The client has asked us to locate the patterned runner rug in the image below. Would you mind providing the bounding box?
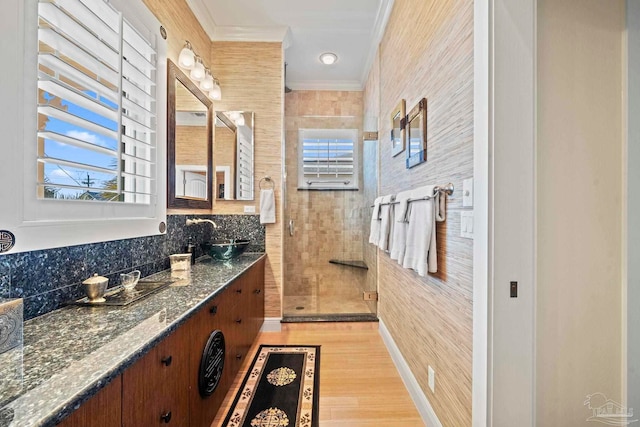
[222,345,320,427]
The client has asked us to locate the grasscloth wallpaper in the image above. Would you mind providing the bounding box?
[365,0,474,425]
[144,1,284,318]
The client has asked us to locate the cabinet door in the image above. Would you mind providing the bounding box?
[57,376,122,427]
[248,258,265,338]
[122,326,190,427]
[188,291,233,427]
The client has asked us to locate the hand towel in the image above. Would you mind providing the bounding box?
[389,190,413,263]
[402,185,446,276]
[260,189,276,224]
[368,196,383,245]
[378,194,395,251]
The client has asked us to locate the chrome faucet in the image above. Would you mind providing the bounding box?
[185,218,218,229]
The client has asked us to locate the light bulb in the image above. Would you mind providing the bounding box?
[190,57,205,81]
[178,42,195,69]
[209,81,222,100]
[200,70,214,91]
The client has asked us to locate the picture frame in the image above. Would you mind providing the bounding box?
[406,98,427,169]
[390,99,406,157]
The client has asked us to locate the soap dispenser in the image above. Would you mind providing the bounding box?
[185,237,196,265]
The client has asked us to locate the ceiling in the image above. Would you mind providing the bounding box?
[186,0,394,90]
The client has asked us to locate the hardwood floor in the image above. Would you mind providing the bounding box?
[212,322,424,427]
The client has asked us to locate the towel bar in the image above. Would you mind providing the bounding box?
[370,183,454,207]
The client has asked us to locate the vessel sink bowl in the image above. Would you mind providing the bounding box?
[202,239,250,261]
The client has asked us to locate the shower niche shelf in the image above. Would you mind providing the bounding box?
[328,259,368,270]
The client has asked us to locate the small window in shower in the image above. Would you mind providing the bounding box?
[297,128,359,190]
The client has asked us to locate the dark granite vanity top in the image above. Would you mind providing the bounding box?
[0,253,266,427]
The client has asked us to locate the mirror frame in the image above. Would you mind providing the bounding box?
[406,98,427,169]
[167,60,213,209]
[390,99,406,157]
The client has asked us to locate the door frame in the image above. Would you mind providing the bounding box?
[473,0,537,425]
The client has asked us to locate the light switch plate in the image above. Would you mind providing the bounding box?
[461,211,474,239]
[463,178,473,207]
[244,206,256,213]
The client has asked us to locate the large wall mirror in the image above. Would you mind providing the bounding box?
[167,60,213,209]
[214,111,255,201]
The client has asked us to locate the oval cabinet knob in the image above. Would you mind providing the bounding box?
[160,411,172,423]
[236,289,242,294]
[209,305,218,315]
[254,289,261,294]
[161,356,173,366]
[235,318,242,324]
[236,353,242,360]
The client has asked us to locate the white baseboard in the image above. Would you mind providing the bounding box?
[260,317,282,332]
[379,319,443,427]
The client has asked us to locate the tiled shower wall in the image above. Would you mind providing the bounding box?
[283,90,376,313]
[0,214,264,320]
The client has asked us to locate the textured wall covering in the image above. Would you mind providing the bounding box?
[143,0,284,318]
[209,41,284,318]
[364,0,474,425]
[143,0,211,67]
[283,91,375,315]
[0,215,265,320]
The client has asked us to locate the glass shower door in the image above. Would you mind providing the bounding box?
[281,129,378,320]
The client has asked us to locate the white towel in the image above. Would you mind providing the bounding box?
[402,185,446,276]
[389,190,413,263]
[378,194,395,251]
[368,196,383,244]
[260,189,276,224]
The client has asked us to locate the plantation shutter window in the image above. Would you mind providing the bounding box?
[37,0,158,203]
[298,128,359,190]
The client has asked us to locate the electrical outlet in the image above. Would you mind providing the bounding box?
[428,365,435,393]
[244,205,256,213]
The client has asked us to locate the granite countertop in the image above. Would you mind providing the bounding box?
[0,253,266,427]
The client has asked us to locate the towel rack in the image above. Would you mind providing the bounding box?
[259,176,274,190]
[371,183,454,207]
[306,179,351,185]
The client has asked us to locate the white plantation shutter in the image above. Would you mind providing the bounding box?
[236,123,254,200]
[298,129,359,190]
[37,0,158,203]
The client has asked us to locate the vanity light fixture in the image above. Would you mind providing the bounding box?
[178,40,222,100]
[200,69,214,91]
[319,52,338,65]
[209,79,222,101]
[190,56,205,81]
[178,41,195,69]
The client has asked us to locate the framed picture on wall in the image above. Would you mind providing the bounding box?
[390,99,406,157]
[406,98,427,169]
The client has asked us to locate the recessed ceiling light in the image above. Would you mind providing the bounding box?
[319,52,338,65]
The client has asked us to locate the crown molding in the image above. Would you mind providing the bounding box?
[186,0,217,40]
[287,80,364,91]
[213,25,290,43]
[359,0,395,85]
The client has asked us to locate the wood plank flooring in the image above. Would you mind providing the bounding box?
[212,322,424,427]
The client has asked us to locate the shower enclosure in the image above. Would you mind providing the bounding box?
[282,91,377,320]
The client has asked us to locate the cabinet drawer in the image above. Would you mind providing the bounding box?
[122,327,190,426]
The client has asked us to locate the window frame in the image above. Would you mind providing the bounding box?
[297,128,359,191]
[0,0,167,255]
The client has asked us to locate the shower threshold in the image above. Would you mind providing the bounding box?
[281,313,378,323]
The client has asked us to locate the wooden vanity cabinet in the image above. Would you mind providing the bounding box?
[57,376,122,427]
[56,258,265,427]
[122,325,191,426]
[187,288,233,427]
